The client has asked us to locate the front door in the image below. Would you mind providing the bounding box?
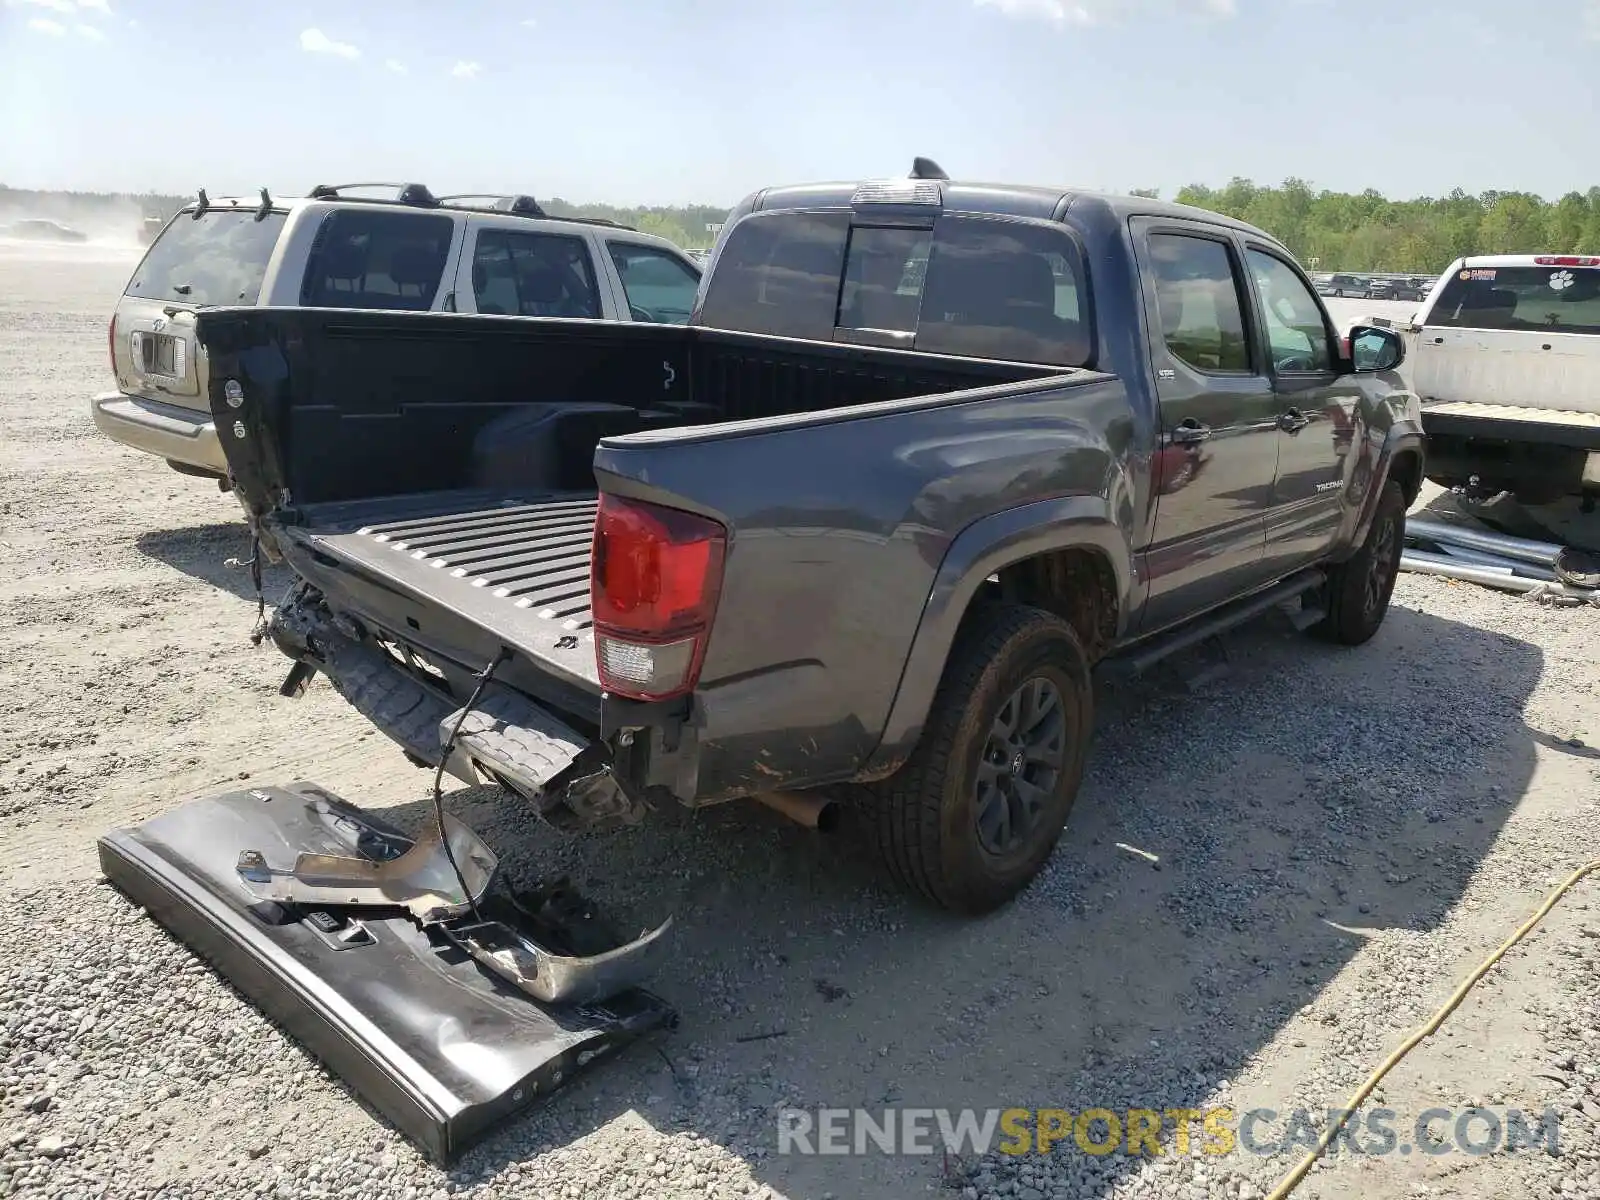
[1134,222,1282,633]
[1242,246,1353,575]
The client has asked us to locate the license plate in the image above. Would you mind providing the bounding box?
[132,331,185,378]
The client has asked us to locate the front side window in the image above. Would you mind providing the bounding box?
[1147,233,1252,373]
[300,209,455,311]
[607,243,700,325]
[1246,249,1333,372]
[126,209,287,306]
[1424,266,1600,335]
[471,230,601,318]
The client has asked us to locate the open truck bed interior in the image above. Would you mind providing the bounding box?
[206,308,1054,715]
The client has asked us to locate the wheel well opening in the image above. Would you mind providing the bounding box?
[993,548,1118,663]
[1390,449,1423,505]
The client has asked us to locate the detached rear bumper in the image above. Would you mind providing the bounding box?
[98,782,675,1163]
[90,391,228,476]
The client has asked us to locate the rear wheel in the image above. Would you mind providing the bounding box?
[850,604,1092,914]
[1313,479,1406,645]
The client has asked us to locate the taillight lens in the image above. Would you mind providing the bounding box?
[108,312,117,378]
[591,494,726,702]
[1534,256,1600,267]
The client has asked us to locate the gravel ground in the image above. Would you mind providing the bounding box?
[1,246,1598,1200]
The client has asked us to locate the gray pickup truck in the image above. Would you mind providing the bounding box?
[204,165,1423,914]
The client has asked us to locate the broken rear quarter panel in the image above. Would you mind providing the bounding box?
[593,376,1141,802]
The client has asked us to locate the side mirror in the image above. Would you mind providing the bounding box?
[1349,324,1405,373]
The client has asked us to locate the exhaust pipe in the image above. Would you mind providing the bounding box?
[754,790,841,833]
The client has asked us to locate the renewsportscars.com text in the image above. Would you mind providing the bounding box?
[776,1106,1562,1158]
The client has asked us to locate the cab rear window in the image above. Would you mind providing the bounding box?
[698,210,1092,366]
[1424,266,1600,336]
[301,209,455,311]
[126,209,287,306]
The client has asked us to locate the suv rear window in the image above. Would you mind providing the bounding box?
[699,210,1092,365]
[301,209,455,311]
[1424,265,1600,336]
[125,209,287,306]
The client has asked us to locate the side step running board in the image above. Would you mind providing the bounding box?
[1102,569,1326,678]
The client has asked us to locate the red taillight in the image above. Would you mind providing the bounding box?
[590,494,726,702]
[108,312,117,378]
[1534,256,1600,267]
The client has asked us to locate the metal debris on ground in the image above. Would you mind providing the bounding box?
[1401,517,1600,606]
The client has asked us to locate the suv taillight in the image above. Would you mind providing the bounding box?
[1534,256,1600,267]
[108,312,117,378]
[591,494,727,702]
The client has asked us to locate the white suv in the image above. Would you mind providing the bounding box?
[93,183,704,482]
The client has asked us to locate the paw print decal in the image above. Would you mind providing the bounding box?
[1550,269,1575,291]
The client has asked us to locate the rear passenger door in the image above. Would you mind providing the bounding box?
[1131,220,1281,633]
[456,219,611,319]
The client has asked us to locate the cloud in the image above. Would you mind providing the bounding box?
[5,0,110,12]
[450,59,482,79]
[73,20,102,37]
[384,58,407,73]
[520,17,536,26]
[973,0,1234,24]
[299,27,360,59]
[26,15,66,33]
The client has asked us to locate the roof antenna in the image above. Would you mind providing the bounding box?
[909,157,948,181]
[192,188,210,219]
[254,187,272,221]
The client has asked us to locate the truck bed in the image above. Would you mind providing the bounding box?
[287,492,603,689]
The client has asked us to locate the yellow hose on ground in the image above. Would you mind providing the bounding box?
[1265,857,1600,1200]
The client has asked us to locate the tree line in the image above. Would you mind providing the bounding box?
[1156,179,1600,274]
[8,180,1599,272]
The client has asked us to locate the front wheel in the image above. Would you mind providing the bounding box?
[1312,479,1406,645]
[848,604,1092,914]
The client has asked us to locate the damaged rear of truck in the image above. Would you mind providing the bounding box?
[208,174,1416,914]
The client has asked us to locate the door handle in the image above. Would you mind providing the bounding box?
[1170,420,1211,445]
[1278,409,1310,433]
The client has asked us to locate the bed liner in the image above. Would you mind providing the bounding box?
[284,490,601,689]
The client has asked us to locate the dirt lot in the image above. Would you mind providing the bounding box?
[2,246,1598,1200]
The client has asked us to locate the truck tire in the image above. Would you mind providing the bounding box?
[850,604,1091,914]
[1313,479,1406,645]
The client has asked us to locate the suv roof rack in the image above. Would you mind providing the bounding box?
[301,182,637,230]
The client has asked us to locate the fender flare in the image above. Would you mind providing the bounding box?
[1337,422,1425,557]
[860,494,1134,777]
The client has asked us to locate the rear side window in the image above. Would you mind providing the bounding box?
[915,217,1090,366]
[472,230,601,318]
[301,209,454,311]
[1424,266,1600,336]
[125,209,287,306]
[1147,233,1252,373]
[697,211,851,339]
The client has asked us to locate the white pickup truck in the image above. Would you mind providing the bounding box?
[1412,254,1600,510]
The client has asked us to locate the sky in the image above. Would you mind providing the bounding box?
[1,0,1597,208]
